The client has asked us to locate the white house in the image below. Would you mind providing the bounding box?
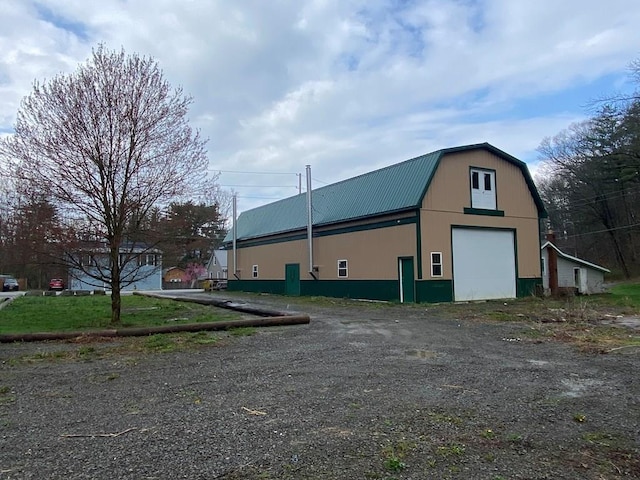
[205,249,228,280]
[541,241,610,295]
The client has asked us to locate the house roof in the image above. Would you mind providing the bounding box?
[225,143,546,242]
[207,249,228,269]
[541,241,610,273]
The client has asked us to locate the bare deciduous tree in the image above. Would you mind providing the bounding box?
[0,45,213,324]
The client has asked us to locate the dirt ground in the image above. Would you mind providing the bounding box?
[0,292,639,479]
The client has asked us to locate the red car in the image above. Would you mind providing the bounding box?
[49,278,65,291]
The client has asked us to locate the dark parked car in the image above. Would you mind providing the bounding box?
[49,278,65,291]
[2,277,19,292]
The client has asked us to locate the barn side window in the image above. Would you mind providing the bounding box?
[252,265,259,278]
[337,259,348,278]
[431,252,443,277]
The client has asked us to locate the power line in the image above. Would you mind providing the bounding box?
[210,169,297,175]
[236,195,287,199]
[565,221,640,239]
[218,184,298,188]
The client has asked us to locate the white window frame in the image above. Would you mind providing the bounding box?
[337,259,348,278]
[430,252,443,277]
[470,168,496,210]
[252,265,259,278]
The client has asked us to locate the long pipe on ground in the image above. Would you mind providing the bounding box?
[0,315,310,343]
[0,292,311,343]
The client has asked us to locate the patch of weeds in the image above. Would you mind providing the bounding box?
[573,413,586,423]
[484,453,496,462]
[481,428,496,439]
[487,311,515,321]
[506,433,523,443]
[106,372,120,381]
[228,327,257,337]
[143,334,177,353]
[436,443,466,457]
[426,459,437,468]
[349,402,362,409]
[29,350,71,362]
[427,411,463,426]
[381,440,415,473]
[77,346,96,358]
[186,331,220,345]
[383,456,406,473]
[179,388,203,405]
[0,386,15,406]
[582,431,631,449]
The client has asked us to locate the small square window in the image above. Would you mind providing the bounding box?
[252,265,259,278]
[431,252,443,277]
[337,259,348,278]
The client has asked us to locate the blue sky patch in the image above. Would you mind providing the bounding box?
[35,3,89,41]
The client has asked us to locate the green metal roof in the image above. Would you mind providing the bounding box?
[224,143,546,242]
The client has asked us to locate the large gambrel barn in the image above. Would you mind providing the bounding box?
[223,143,547,303]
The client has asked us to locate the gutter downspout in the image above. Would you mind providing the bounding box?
[233,194,239,280]
[306,165,317,280]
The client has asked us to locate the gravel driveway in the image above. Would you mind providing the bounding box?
[1,292,638,479]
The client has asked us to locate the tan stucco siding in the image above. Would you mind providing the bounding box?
[234,222,416,280]
[423,150,538,218]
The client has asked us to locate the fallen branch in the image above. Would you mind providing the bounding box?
[606,345,640,353]
[61,427,137,438]
[242,406,267,416]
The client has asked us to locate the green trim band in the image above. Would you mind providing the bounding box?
[517,278,542,297]
[416,279,453,303]
[232,215,418,249]
[463,207,505,217]
[228,277,540,303]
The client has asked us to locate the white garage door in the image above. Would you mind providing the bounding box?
[452,228,516,301]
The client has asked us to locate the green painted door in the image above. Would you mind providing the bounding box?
[399,257,415,303]
[285,263,300,296]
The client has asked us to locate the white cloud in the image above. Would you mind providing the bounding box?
[1,0,639,211]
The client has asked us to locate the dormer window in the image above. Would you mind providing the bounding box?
[470,168,496,210]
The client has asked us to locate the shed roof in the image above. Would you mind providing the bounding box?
[541,241,610,273]
[225,143,546,242]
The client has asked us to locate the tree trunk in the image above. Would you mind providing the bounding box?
[110,245,122,325]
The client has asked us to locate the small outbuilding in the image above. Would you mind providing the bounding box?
[541,241,610,295]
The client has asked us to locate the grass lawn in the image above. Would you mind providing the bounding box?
[0,294,244,334]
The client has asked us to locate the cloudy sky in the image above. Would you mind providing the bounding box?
[1,1,639,213]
